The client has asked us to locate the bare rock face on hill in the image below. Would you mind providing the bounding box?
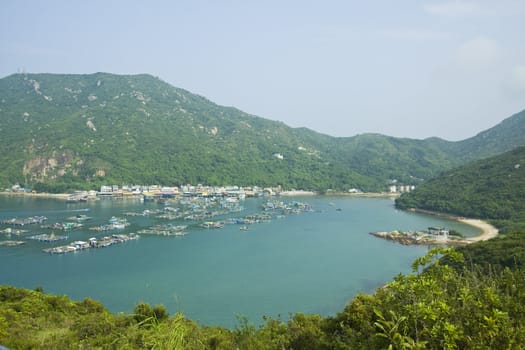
[23,152,78,183]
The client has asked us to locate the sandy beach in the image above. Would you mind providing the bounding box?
[459,218,499,242]
[370,217,500,246]
[407,208,499,242]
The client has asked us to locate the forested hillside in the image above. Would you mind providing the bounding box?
[453,109,525,162]
[1,73,524,192]
[396,145,525,232]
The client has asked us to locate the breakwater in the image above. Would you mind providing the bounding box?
[369,230,469,245]
[43,234,138,254]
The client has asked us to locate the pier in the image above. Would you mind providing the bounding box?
[0,216,47,226]
[0,240,25,247]
[137,224,188,236]
[43,234,138,254]
[28,233,69,243]
[369,228,468,246]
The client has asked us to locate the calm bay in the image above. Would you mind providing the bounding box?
[0,195,479,327]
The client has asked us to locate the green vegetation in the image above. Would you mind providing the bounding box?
[3,72,525,348]
[1,73,524,192]
[443,231,525,270]
[2,247,525,349]
[396,146,525,233]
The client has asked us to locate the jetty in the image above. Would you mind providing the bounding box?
[0,216,47,226]
[28,233,68,243]
[200,221,224,229]
[0,228,28,235]
[124,207,185,220]
[370,227,468,246]
[0,240,25,247]
[137,224,188,236]
[41,222,83,231]
[124,208,165,217]
[66,214,92,222]
[43,233,138,254]
[89,217,130,231]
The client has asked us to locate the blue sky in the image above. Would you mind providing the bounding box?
[1,0,524,140]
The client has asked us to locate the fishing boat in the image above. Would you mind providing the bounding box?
[200,221,224,229]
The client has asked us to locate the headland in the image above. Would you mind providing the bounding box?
[371,208,499,245]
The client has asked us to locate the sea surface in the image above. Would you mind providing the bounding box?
[0,195,479,327]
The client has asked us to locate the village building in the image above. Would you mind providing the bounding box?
[428,227,449,240]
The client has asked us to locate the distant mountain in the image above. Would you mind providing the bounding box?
[0,73,524,192]
[452,110,525,162]
[396,145,525,232]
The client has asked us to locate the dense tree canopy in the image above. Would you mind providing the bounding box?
[396,146,525,233]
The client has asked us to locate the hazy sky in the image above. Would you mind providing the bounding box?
[1,1,525,140]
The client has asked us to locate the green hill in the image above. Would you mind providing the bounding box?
[396,145,525,232]
[454,110,525,162]
[0,73,524,192]
[0,73,356,191]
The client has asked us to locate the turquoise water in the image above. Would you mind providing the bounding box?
[0,195,479,327]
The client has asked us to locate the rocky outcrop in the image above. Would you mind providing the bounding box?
[370,230,468,246]
[23,151,77,182]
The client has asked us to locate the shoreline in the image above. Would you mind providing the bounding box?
[279,191,399,198]
[0,191,498,242]
[370,215,500,246]
[326,192,400,198]
[458,218,499,242]
[0,190,401,199]
[0,191,70,199]
[407,208,499,242]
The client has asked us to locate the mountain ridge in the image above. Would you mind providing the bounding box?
[0,72,524,192]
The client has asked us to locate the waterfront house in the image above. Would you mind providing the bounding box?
[428,227,449,240]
